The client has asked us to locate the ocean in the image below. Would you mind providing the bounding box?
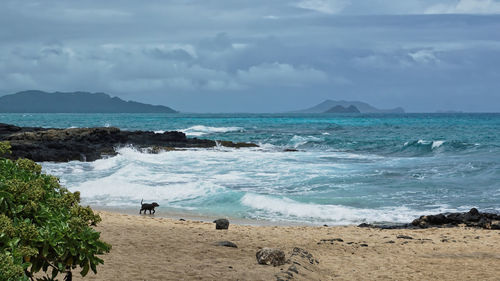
[1,113,499,225]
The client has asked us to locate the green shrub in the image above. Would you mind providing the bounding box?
[0,141,111,281]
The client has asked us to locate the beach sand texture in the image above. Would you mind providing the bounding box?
[69,211,500,281]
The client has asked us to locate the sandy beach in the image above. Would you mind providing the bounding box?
[66,211,500,281]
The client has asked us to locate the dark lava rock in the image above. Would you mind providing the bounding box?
[215,241,238,248]
[358,208,500,230]
[287,264,299,274]
[397,235,414,240]
[289,247,319,265]
[318,238,343,244]
[411,208,500,230]
[275,247,319,280]
[0,123,258,162]
[284,148,299,152]
[256,248,286,266]
[217,140,258,148]
[360,243,368,247]
[213,218,229,230]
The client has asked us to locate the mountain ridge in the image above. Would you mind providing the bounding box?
[324,105,361,113]
[0,90,177,113]
[292,100,404,114]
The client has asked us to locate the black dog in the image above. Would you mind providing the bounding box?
[140,199,159,214]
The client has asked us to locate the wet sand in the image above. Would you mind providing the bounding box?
[70,211,500,281]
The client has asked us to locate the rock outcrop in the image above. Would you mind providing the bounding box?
[256,248,286,266]
[0,123,258,162]
[358,208,500,230]
[411,208,500,229]
[275,248,320,281]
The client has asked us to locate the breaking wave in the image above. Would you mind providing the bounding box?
[180,125,244,136]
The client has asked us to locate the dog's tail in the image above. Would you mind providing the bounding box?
[141,198,143,205]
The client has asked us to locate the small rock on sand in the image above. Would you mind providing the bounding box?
[215,241,238,248]
[256,248,286,266]
[214,218,229,230]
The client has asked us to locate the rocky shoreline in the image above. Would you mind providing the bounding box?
[0,123,257,162]
[358,208,500,230]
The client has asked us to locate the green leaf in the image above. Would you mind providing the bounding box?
[51,267,59,279]
[90,260,97,274]
[43,243,49,257]
[80,261,89,277]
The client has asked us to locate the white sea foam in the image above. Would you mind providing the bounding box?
[240,193,417,224]
[405,139,446,150]
[40,146,475,225]
[431,140,445,149]
[180,125,244,136]
[42,147,370,204]
[289,135,323,148]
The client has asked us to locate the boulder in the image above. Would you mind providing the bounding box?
[256,248,286,266]
[213,218,229,230]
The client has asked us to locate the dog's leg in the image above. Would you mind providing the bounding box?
[139,209,142,214]
[152,209,155,214]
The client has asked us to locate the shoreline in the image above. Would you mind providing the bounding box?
[66,210,500,281]
[90,205,331,227]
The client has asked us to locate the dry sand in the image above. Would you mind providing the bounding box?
[68,211,500,281]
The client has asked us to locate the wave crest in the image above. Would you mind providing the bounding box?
[240,193,419,225]
[180,125,244,136]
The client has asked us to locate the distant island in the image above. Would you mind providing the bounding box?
[324,105,360,113]
[293,100,404,114]
[0,90,177,113]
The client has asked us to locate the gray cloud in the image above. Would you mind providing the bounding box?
[0,0,499,112]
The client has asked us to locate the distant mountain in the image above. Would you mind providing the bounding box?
[0,90,177,113]
[293,100,404,114]
[324,105,360,113]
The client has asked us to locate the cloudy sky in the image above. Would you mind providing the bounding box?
[1,0,499,112]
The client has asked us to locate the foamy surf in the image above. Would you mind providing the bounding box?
[23,112,497,225]
[240,193,419,224]
[39,143,499,225]
[180,125,244,136]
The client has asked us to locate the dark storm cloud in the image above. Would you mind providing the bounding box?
[0,0,499,112]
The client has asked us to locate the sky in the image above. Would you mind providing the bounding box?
[0,0,499,113]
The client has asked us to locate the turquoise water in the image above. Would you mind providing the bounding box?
[1,113,499,225]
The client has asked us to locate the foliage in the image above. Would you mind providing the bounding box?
[0,142,11,157]
[0,142,111,281]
